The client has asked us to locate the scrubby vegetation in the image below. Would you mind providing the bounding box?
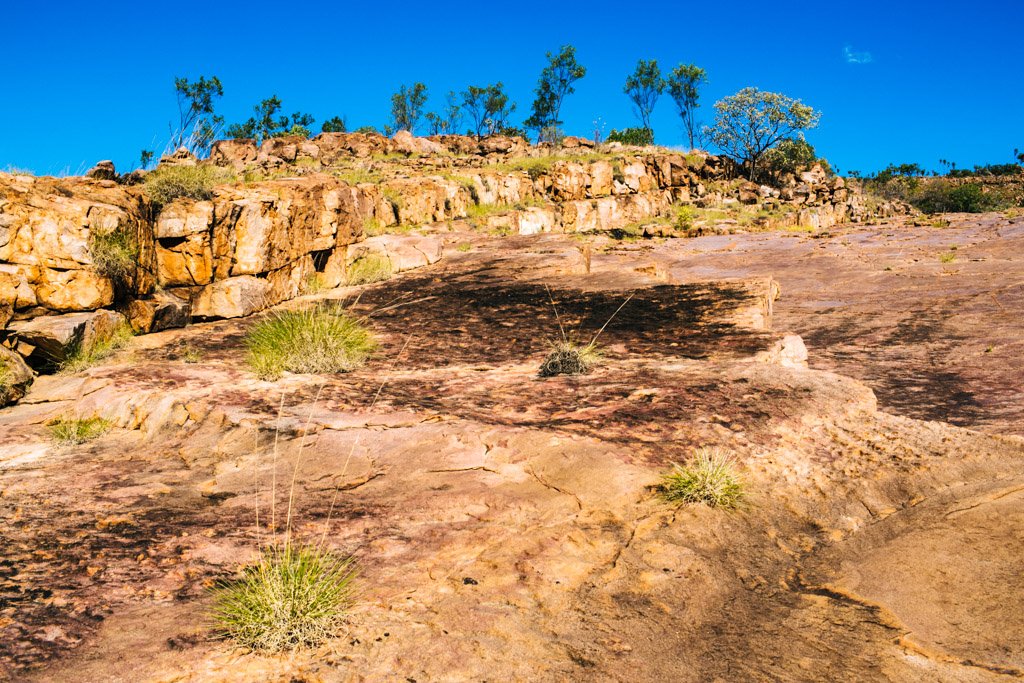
[538,341,600,376]
[89,226,139,283]
[660,448,746,509]
[606,127,655,146]
[144,164,222,205]
[346,253,393,285]
[60,324,134,374]
[48,415,112,445]
[244,304,377,380]
[864,165,1020,213]
[213,543,356,652]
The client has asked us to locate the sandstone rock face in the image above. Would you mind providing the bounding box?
[209,139,258,170]
[350,234,444,274]
[190,275,272,319]
[392,130,444,156]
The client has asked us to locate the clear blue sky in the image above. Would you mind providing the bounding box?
[4,0,1022,176]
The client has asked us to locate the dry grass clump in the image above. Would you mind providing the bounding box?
[60,323,134,374]
[346,254,392,286]
[145,164,224,205]
[659,447,746,509]
[213,543,356,652]
[538,341,601,377]
[48,415,112,445]
[245,304,377,380]
[89,227,139,282]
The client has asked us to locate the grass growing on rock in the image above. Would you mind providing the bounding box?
[48,415,112,445]
[60,323,134,374]
[659,447,746,509]
[346,253,392,285]
[144,164,225,205]
[213,543,357,652]
[89,227,139,282]
[245,304,377,380]
[538,341,601,377]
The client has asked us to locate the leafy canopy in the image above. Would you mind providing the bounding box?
[666,64,707,149]
[623,59,665,136]
[707,87,821,179]
[525,45,586,140]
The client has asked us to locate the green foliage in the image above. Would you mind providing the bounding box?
[606,127,654,146]
[354,125,379,134]
[623,59,664,134]
[666,63,708,149]
[89,226,139,283]
[172,75,224,157]
[939,251,956,263]
[60,323,134,374]
[244,304,377,380]
[761,137,825,183]
[537,125,565,146]
[525,44,586,137]
[947,163,1022,177]
[346,253,393,286]
[333,168,382,185]
[226,96,314,143]
[47,415,112,445]
[213,543,356,652]
[321,116,348,133]
[461,83,516,138]
[139,149,154,170]
[455,242,472,252]
[388,82,429,134]
[144,164,221,205]
[425,91,463,135]
[913,181,1003,213]
[659,447,746,509]
[708,88,821,180]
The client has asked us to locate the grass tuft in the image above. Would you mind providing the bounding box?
[48,415,112,445]
[245,304,377,380]
[659,447,746,509]
[145,164,226,205]
[538,341,601,377]
[939,251,956,263]
[346,253,392,286]
[60,323,134,374]
[213,543,356,652]
[89,227,139,282]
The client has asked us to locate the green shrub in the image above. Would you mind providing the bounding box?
[48,415,112,445]
[61,323,134,374]
[606,127,654,146]
[213,544,356,652]
[144,164,222,205]
[346,253,393,286]
[244,304,377,380]
[912,181,997,213]
[89,227,139,282]
[659,447,746,509]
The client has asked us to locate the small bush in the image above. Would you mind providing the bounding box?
[89,227,139,282]
[939,251,956,263]
[346,254,392,286]
[48,416,112,445]
[61,323,134,374]
[144,164,221,205]
[659,448,746,509]
[606,127,654,146]
[538,341,600,377]
[213,544,356,652]
[455,242,472,252]
[245,304,377,380]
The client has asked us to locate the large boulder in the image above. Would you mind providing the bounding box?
[85,160,117,180]
[8,309,127,369]
[0,344,33,407]
[127,294,191,334]
[210,139,258,170]
[392,130,444,156]
[191,275,273,319]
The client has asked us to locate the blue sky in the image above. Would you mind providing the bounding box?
[3,0,1022,176]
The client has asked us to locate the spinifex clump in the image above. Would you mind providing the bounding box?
[213,543,357,652]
